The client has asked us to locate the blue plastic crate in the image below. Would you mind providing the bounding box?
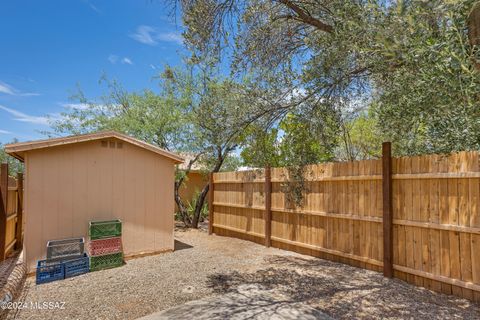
[64,253,89,278]
[36,260,64,285]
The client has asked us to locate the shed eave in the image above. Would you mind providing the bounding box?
[4,131,184,164]
[5,150,25,162]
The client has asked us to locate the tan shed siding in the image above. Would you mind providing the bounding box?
[24,138,175,272]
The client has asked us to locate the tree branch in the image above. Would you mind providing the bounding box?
[277,0,333,33]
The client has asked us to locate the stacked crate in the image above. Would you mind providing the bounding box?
[88,219,124,271]
[36,237,89,284]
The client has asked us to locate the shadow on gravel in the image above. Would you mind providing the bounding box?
[143,288,330,320]
[206,255,480,320]
[0,252,24,289]
[0,251,26,320]
[174,240,193,251]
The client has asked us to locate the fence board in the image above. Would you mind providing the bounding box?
[5,187,20,257]
[0,165,23,259]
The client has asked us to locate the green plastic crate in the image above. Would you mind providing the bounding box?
[90,252,123,271]
[89,219,122,240]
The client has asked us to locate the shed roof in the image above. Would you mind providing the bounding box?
[5,130,184,164]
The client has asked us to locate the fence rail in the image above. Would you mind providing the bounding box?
[209,147,480,302]
[0,163,23,261]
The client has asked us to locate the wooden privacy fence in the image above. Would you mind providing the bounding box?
[0,163,24,261]
[208,145,480,302]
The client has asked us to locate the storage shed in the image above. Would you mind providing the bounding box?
[5,131,183,273]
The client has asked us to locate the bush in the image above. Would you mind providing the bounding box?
[175,190,209,223]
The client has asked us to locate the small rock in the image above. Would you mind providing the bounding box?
[182,286,195,294]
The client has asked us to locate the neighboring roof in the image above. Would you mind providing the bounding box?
[177,152,207,172]
[176,152,253,172]
[5,130,184,164]
[237,166,254,171]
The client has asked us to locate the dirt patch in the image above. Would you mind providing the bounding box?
[11,228,480,319]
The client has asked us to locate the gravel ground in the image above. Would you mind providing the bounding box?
[10,226,480,320]
[0,251,26,320]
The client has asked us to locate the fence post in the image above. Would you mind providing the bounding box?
[15,172,23,250]
[382,142,394,278]
[0,163,8,261]
[264,166,272,247]
[208,172,214,235]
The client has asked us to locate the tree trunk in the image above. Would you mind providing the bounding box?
[191,184,209,228]
[174,180,191,226]
[190,150,226,228]
[174,152,204,227]
[469,2,480,70]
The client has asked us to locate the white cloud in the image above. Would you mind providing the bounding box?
[60,103,90,110]
[122,57,133,65]
[88,3,100,13]
[0,81,40,96]
[82,0,101,14]
[60,103,113,114]
[129,25,157,45]
[156,32,183,44]
[0,105,52,125]
[108,55,133,65]
[0,82,15,95]
[20,92,41,97]
[108,54,118,64]
[129,25,183,46]
[0,129,12,134]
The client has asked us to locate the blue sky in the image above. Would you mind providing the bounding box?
[0,0,187,143]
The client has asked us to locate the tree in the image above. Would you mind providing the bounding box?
[373,1,480,155]
[50,77,202,225]
[51,65,263,228]
[241,108,338,168]
[176,0,480,156]
[336,110,383,161]
[239,99,340,207]
[468,1,480,70]
[163,65,268,226]
[0,141,24,176]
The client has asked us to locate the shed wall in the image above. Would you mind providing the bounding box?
[24,138,175,272]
